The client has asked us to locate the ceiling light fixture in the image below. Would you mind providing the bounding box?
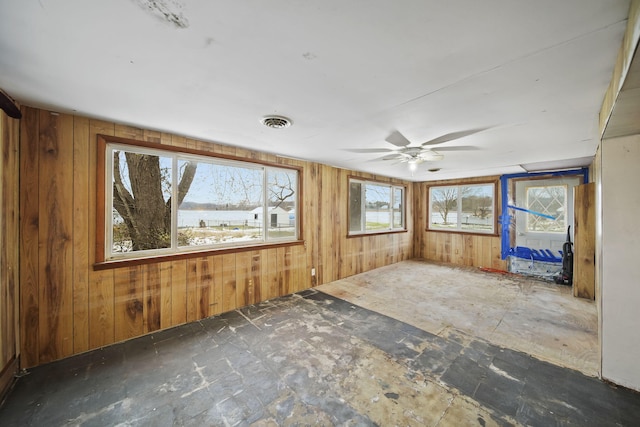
[408,159,419,171]
[260,115,292,129]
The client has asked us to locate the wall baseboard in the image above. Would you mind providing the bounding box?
[0,357,19,405]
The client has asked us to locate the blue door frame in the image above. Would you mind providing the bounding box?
[499,168,589,260]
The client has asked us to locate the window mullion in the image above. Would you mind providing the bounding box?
[361,184,366,233]
[262,167,268,241]
[105,146,114,257]
[388,187,393,230]
[101,137,300,262]
[171,156,178,249]
[456,188,463,230]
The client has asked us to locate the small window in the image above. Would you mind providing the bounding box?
[526,185,567,233]
[101,137,300,262]
[349,178,405,235]
[428,182,495,233]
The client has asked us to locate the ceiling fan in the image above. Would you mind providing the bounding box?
[347,128,484,171]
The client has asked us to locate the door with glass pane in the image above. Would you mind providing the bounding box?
[514,176,581,253]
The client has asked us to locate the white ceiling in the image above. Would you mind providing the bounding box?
[0,0,630,181]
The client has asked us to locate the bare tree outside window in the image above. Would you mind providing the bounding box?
[267,169,297,239]
[429,183,495,233]
[431,186,458,225]
[112,150,196,252]
[177,162,264,246]
[268,169,296,210]
[105,141,299,259]
[205,163,262,209]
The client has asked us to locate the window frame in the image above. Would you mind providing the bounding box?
[524,184,568,234]
[95,134,303,269]
[427,180,498,235]
[347,177,407,236]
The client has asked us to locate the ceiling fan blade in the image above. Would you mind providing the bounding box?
[434,145,480,152]
[380,153,403,161]
[385,131,412,147]
[344,148,394,154]
[421,128,487,146]
[421,151,445,161]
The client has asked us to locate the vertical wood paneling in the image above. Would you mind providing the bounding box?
[18,107,416,367]
[0,108,20,395]
[197,257,212,319]
[235,251,251,307]
[19,107,40,368]
[0,114,6,369]
[72,116,90,354]
[38,111,74,363]
[143,129,161,144]
[144,263,161,333]
[114,123,143,140]
[276,247,286,296]
[491,238,503,270]
[329,168,342,282]
[159,262,173,329]
[283,246,292,295]
[264,249,278,300]
[251,251,262,303]
[88,119,115,350]
[186,259,198,322]
[421,230,504,270]
[482,237,493,268]
[114,266,143,342]
[212,256,223,315]
[291,246,304,293]
[88,269,115,350]
[574,183,595,300]
[222,254,237,312]
[305,163,320,287]
[170,260,187,325]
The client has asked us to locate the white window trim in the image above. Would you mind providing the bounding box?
[348,178,406,235]
[524,184,568,234]
[428,182,496,234]
[104,142,299,261]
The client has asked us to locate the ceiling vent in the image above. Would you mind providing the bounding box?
[260,115,292,129]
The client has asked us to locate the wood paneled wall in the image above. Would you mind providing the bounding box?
[18,106,413,368]
[413,177,507,270]
[574,183,596,300]
[0,109,20,396]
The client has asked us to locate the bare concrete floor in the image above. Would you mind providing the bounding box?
[319,259,599,377]
[2,261,637,426]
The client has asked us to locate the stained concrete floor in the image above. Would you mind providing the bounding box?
[1,262,639,426]
[318,260,599,377]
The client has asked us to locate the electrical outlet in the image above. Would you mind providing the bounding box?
[311,268,316,276]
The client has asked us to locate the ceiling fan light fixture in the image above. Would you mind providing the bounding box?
[260,115,292,129]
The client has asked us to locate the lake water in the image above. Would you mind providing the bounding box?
[178,210,260,227]
[177,209,393,228]
[430,212,492,226]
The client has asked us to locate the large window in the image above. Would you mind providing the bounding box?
[100,136,299,262]
[349,179,405,235]
[428,182,495,233]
